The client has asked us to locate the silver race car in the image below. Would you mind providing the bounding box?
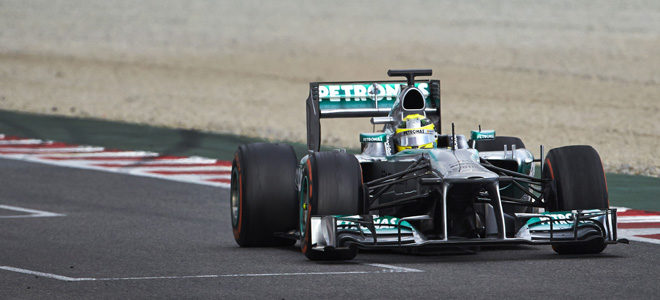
[230,69,628,260]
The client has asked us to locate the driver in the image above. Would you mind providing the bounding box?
[394,114,438,152]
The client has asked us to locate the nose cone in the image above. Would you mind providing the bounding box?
[429,149,498,181]
[443,166,499,181]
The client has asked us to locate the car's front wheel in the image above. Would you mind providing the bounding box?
[542,145,609,254]
[300,151,362,260]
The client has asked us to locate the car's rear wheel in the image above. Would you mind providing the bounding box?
[542,145,609,254]
[300,151,362,260]
[230,143,298,247]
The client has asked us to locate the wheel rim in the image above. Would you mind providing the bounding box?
[230,167,240,227]
[299,176,309,240]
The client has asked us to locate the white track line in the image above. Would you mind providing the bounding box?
[365,263,424,273]
[97,271,379,281]
[0,266,91,281]
[0,205,65,218]
[0,263,423,282]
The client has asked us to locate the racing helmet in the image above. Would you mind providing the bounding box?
[394,114,437,152]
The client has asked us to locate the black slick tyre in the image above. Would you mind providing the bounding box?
[299,151,362,261]
[230,143,298,247]
[542,145,609,254]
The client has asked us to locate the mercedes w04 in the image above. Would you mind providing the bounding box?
[229,69,628,260]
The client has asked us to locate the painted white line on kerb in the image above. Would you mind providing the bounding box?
[2,155,230,188]
[92,157,220,165]
[39,151,158,158]
[619,235,660,245]
[0,139,49,145]
[0,263,423,282]
[617,229,660,245]
[145,174,230,181]
[618,216,660,223]
[611,206,630,212]
[0,134,232,188]
[0,205,65,218]
[0,147,105,153]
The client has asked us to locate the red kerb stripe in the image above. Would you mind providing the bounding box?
[618,222,660,229]
[0,150,106,155]
[617,209,660,217]
[206,178,230,184]
[0,142,72,148]
[148,170,230,175]
[0,136,27,141]
[635,233,660,240]
[40,155,186,161]
[93,161,231,168]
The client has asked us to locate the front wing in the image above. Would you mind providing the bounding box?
[308,209,628,251]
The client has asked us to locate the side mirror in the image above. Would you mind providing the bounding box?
[470,130,496,141]
[371,116,395,125]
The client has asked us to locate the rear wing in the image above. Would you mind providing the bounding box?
[306,80,440,151]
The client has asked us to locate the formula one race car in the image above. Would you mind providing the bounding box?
[229,69,628,260]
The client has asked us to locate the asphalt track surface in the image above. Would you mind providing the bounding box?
[1,158,658,299]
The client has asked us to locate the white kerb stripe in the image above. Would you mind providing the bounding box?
[0,139,48,145]
[618,216,660,223]
[15,158,219,166]
[137,174,230,180]
[0,147,105,153]
[40,151,158,158]
[617,229,660,245]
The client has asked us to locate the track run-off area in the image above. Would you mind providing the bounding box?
[0,133,659,298]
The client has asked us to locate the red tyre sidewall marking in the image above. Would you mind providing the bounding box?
[601,159,609,206]
[545,158,555,180]
[232,154,243,240]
